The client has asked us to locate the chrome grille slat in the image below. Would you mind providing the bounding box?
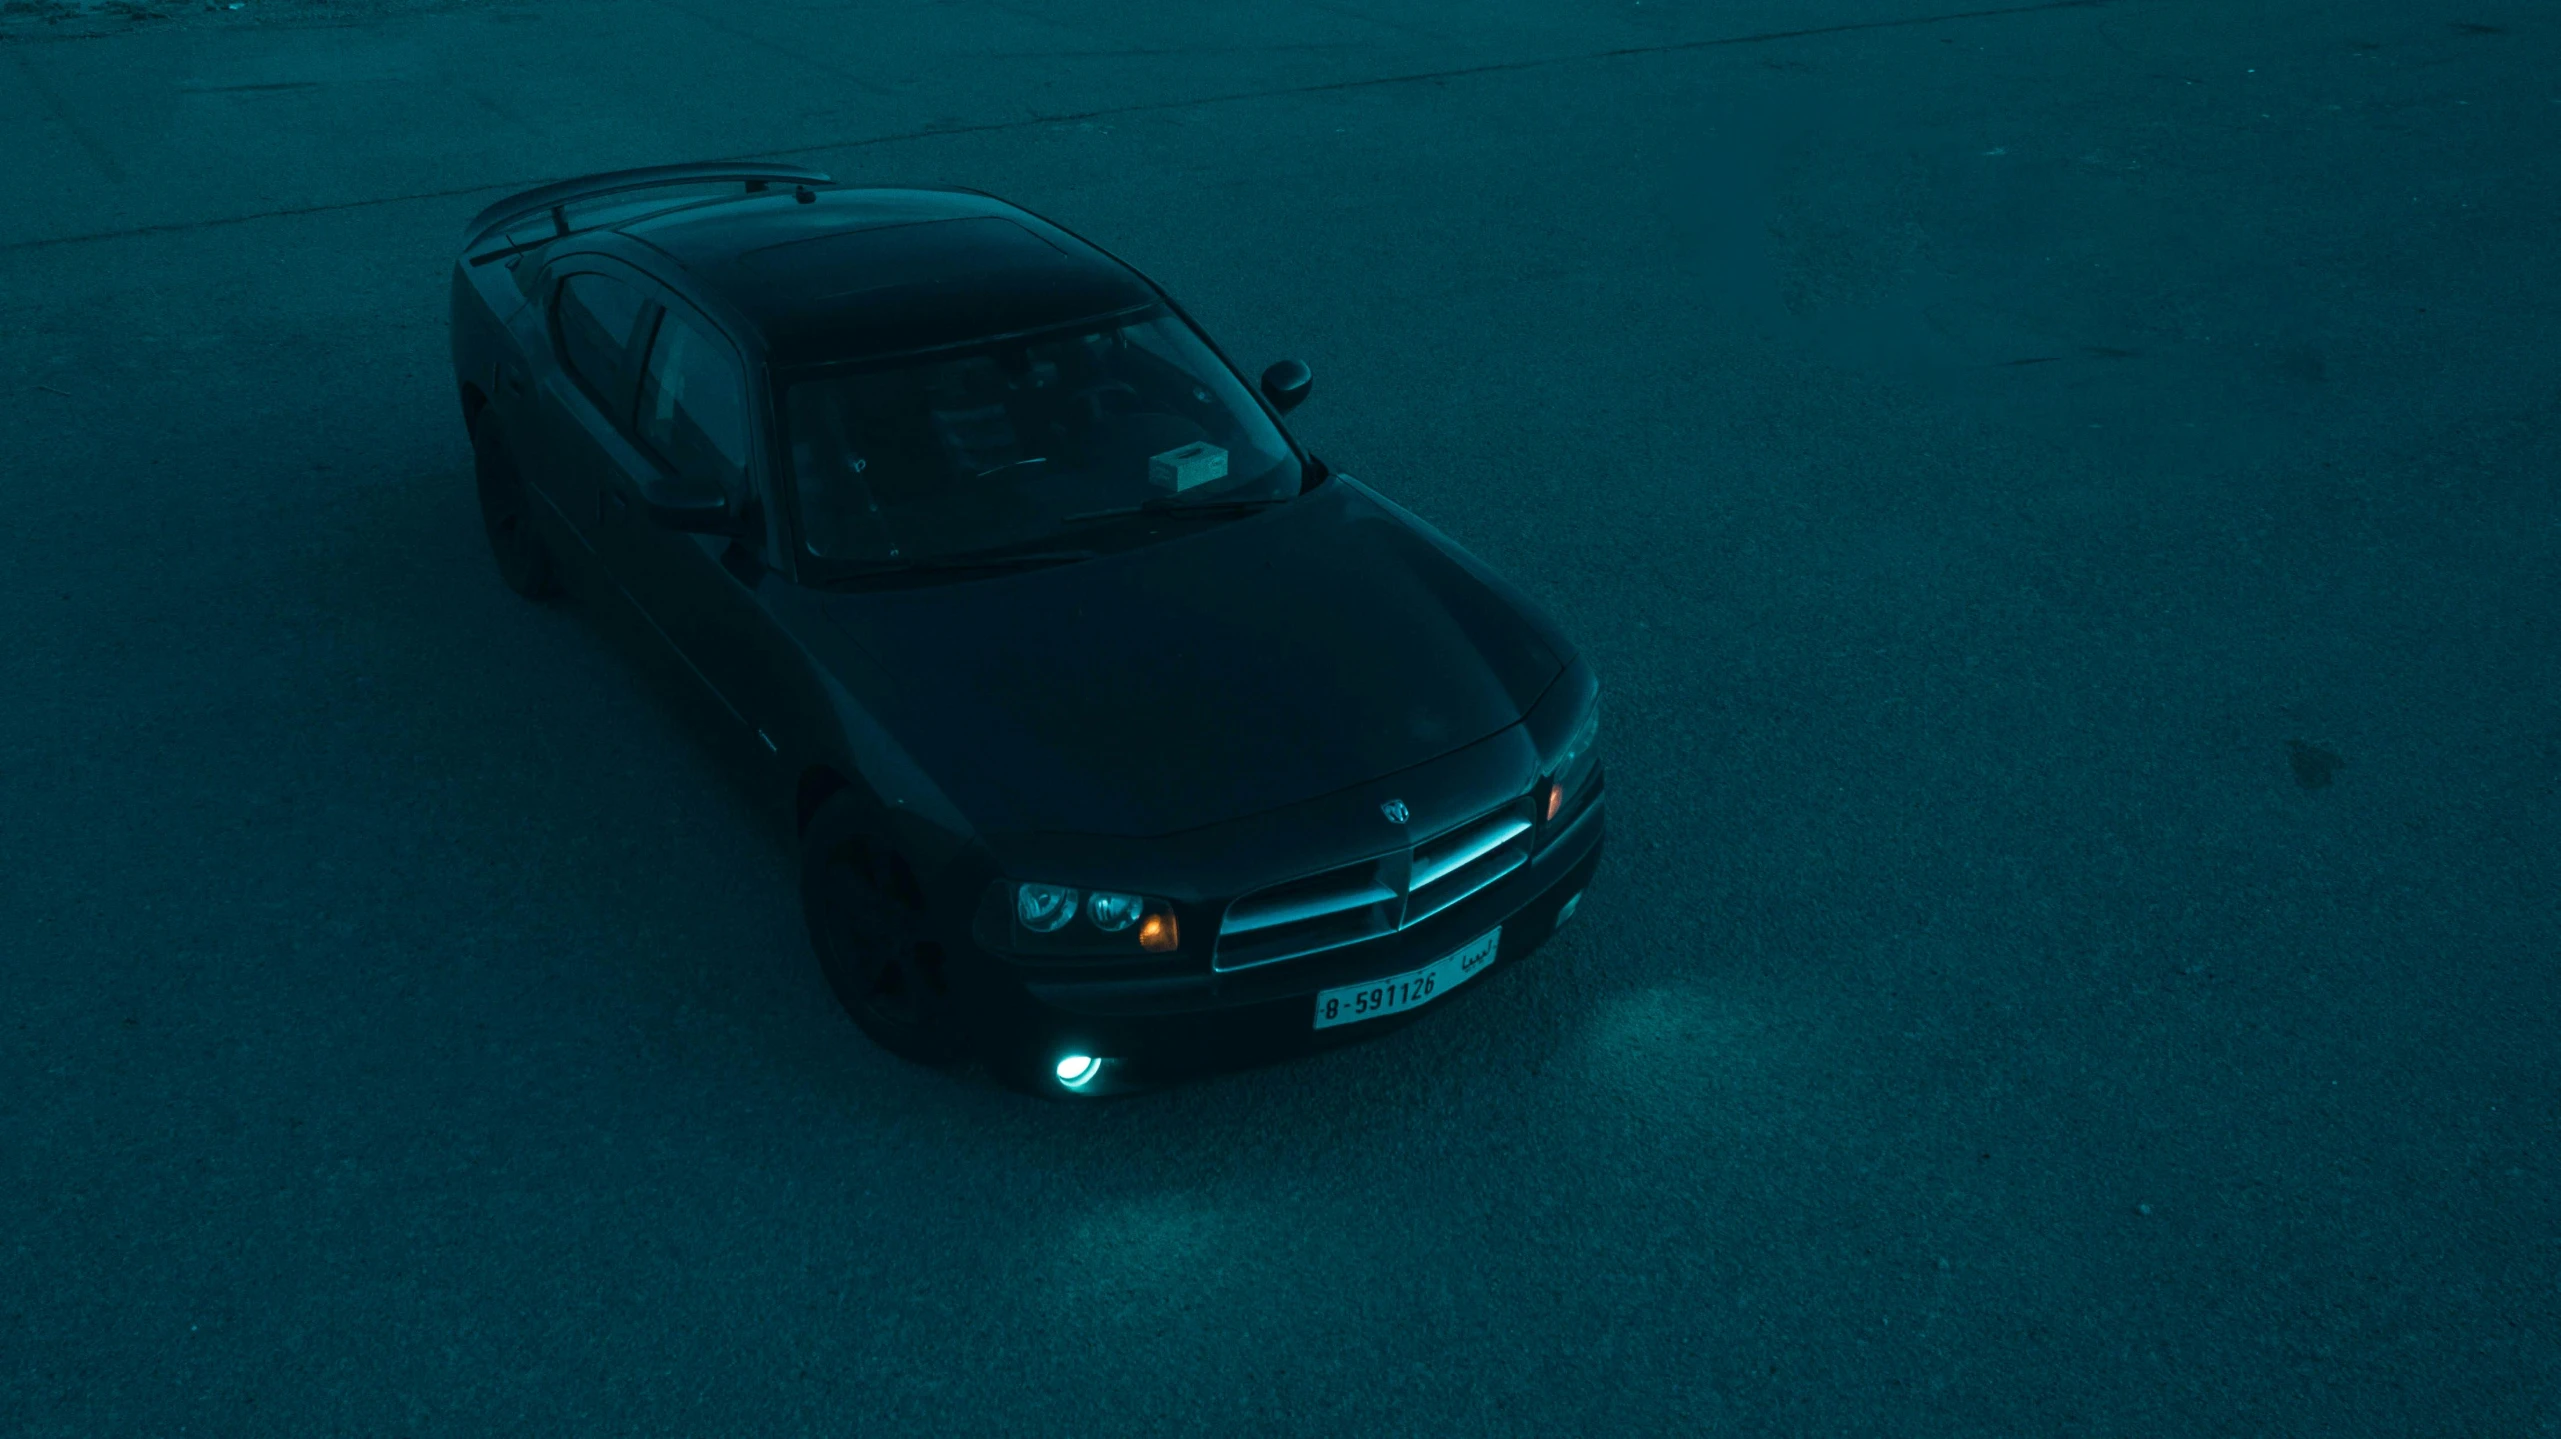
[1212,797,1536,971]
[1411,816,1530,890]
[1222,878,1400,935]
[1407,847,1526,928]
[1211,914,1393,972]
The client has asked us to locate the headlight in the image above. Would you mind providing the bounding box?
[1541,703,1600,823]
[1003,881,1181,955]
[1086,891,1144,931]
[1016,882,1079,932]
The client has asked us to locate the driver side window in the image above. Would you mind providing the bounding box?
[553,272,646,407]
[636,311,751,501]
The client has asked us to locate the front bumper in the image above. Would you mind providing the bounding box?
[969,794,1604,1093]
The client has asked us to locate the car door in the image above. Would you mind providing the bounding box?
[599,294,793,769]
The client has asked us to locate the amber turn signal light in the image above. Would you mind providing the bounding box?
[1541,779,1563,822]
[1138,911,1179,952]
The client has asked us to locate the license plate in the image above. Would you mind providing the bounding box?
[1313,927,1501,1030]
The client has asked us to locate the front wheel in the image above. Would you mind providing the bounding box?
[472,409,559,600]
[800,794,968,1065]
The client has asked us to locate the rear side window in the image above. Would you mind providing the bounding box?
[637,311,750,496]
[554,272,647,405]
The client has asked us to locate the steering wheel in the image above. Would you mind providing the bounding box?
[1067,380,1143,425]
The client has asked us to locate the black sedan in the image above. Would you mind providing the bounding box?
[447,162,1604,1094]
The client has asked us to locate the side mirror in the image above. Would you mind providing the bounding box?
[1260,359,1312,415]
[641,476,745,536]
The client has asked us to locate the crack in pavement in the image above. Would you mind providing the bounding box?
[13,48,126,184]
[641,0,898,99]
[0,0,2122,255]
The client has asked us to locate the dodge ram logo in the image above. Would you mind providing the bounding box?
[1380,799,1410,824]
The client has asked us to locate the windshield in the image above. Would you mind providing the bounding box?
[781,306,1300,574]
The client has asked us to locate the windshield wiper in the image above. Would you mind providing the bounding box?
[1060,495,1288,525]
[973,457,1050,481]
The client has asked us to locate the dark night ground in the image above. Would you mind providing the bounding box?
[3,0,2557,1433]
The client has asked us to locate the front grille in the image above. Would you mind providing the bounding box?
[1212,798,1535,972]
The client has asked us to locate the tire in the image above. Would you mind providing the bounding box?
[800,793,969,1065]
[472,409,560,600]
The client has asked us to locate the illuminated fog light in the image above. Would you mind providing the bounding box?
[1055,1054,1102,1088]
[1555,892,1583,927]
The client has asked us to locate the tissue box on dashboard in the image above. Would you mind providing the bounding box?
[1147,442,1228,492]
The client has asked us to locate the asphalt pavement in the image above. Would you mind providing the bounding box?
[3,0,2556,1433]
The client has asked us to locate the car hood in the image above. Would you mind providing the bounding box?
[798,478,1568,838]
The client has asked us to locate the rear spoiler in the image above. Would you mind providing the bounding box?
[461,160,835,247]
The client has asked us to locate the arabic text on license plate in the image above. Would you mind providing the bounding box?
[1313,927,1500,1030]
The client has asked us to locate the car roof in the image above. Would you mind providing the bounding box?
[617,186,1162,369]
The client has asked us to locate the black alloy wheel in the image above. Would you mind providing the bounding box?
[801,797,967,1064]
[472,409,559,600]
